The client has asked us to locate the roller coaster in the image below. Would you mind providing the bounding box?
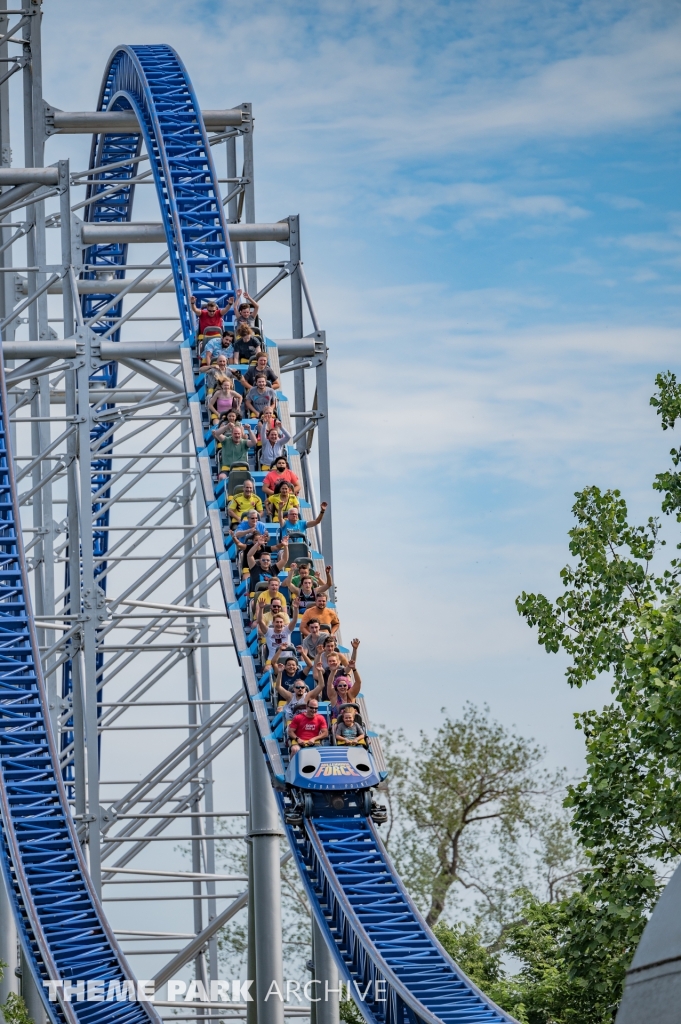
[0,8,516,1024]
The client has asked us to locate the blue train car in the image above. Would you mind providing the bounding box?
[285,745,386,822]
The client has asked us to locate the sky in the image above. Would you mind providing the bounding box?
[31,0,681,782]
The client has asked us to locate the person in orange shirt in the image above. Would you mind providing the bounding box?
[299,592,339,636]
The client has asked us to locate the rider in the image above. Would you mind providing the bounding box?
[288,700,328,754]
[191,294,233,347]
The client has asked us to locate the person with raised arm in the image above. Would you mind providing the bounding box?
[256,598,299,664]
[272,651,323,721]
[231,509,268,563]
[246,536,288,594]
[216,423,258,480]
[278,503,327,543]
[285,562,333,610]
[190,294,233,342]
[259,422,291,472]
[326,664,363,722]
[235,288,260,327]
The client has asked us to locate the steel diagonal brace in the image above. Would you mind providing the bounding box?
[105,519,209,606]
[96,571,221,690]
[18,456,71,506]
[253,264,294,303]
[0,58,26,90]
[152,853,293,988]
[115,357,185,395]
[99,567,217,644]
[97,272,176,339]
[91,411,189,460]
[85,249,169,328]
[0,272,61,334]
[101,714,249,864]
[93,476,199,569]
[92,431,193,520]
[97,652,187,729]
[15,424,77,482]
[90,417,187,503]
[5,358,74,387]
[0,14,30,48]
[106,693,247,822]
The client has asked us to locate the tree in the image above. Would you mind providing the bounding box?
[384,703,573,935]
[511,370,681,1021]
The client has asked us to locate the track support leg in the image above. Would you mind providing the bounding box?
[312,916,341,1024]
[248,715,284,1024]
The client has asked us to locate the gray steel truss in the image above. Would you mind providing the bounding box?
[0,4,334,1020]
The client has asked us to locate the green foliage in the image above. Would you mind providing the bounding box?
[650,370,681,430]
[339,995,366,1024]
[434,921,504,986]
[511,370,681,1021]
[0,963,34,1024]
[1,993,35,1024]
[384,704,569,931]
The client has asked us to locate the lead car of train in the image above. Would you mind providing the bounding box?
[284,743,388,824]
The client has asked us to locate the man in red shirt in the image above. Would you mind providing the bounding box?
[190,294,234,340]
[262,456,301,497]
[288,700,328,754]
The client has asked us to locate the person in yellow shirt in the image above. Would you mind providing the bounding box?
[227,479,263,525]
[261,597,290,629]
[266,480,299,521]
[252,575,287,621]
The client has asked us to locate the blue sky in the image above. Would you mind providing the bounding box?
[39,0,681,776]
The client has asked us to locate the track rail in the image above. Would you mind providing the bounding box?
[0,42,517,1024]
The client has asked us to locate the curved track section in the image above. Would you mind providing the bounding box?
[0,360,161,1024]
[0,42,516,1024]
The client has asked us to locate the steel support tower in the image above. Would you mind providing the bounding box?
[0,4,332,1019]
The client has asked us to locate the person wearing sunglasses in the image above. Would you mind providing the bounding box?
[288,700,328,754]
[272,652,323,721]
[326,667,362,720]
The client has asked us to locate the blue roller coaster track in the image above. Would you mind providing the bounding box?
[0,43,516,1024]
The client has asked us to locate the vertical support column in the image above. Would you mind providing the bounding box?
[248,715,284,1024]
[244,723,257,1024]
[195,483,218,981]
[288,216,306,457]
[0,0,13,331]
[312,917,341,1024]
[21,2,36,343]
[241,103,257,297]
[76,327,101,894]
[182,435,209,996]
[315,336,333,567]
[0,872,18,1005]
[226,135,238,224]
[20,949,45,1024]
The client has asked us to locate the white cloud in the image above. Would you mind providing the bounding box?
[598,193,646,210]
[383,183,588,226]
